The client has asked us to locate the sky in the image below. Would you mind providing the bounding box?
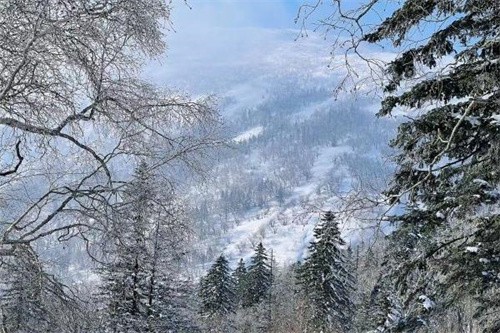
[146,0,334,91]
[144,0,396,99]
[169,0,306,30]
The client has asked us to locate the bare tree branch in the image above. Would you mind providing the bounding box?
[0,141,23,177]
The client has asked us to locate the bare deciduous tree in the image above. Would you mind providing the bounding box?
[0,0,221,250]
[0,1,222,329]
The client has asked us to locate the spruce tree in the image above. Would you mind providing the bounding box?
[0,245,85,332]
[99,162,154,331]
[353,245,392,333]
[304,1,499,331]
[199,255,235,318]
[232,258,248,308]
[245,243,273,308]
[297,211,355,332]
[1,251,51,332]
[99,161,194,332]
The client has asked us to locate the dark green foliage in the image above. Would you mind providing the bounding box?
[297,211,355,332]
[232,258,248,308]
[357,0,500,330]
[199,255,235,318]
[244,243,273,308]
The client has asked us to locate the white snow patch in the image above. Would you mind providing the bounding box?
[465,246,479,253]
[418,295,435,310]
[294,146,352,197]
[491,114,500,125]
[473,178,490,187]
[222,205,318,266]
[311,146,351,179]
[466,116,480,126]
[233,126,264,143]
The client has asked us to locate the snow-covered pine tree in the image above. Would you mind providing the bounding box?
[145,201,199,332]
[352,244,391,333]
[244,242,273,308]
[266,263,310,333]
[303,0,499,331]
[346,246,358,300]
[99,162,154,331]
[232,258,248,308]
[0,245,85,332]
[369,279,404,332]
[297,211,355,332]
[199,254,235,319]
[1,247,50,332]
[151,278,200,333]
[99,161,194,332]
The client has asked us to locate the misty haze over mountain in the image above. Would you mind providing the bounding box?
[144,25,397,269]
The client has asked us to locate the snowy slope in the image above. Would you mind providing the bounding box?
[152,28,396,270]
[233,126,264,143]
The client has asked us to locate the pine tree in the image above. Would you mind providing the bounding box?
[305,1,499,331]
[99,161,194,332]
[0,245,85,332]
[199,255,235,318]
[345,246,358,300]
[352,245,388,333]
[151,278,200,333]
[297,211,355,332]
[99,162,153,331]
[232,258,248,308]
[1,249,51,333]
[244,243,273,308]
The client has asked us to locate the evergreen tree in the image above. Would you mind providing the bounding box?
[232,258,248,307]
[0,245,85,332]
[99,161,194,332]
[297,211,355,332]
[364,275,405,332]
[244,243,273,308]
[304,0,499,331]
[151,278,200,333]
[345,246,358,300]
[99,162,153,331]
[1,251,51,332]
[352,245,389,333]
[199,255,235,318]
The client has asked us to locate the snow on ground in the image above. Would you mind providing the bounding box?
[155,27,394,270]
[293,145,352,198]
[233,126,264,143]
[222,204,318,266]
[220,145,361,267]
[290,97,336,122]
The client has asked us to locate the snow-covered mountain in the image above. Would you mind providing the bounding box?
[148,28,397,271]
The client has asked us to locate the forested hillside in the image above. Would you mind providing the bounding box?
[0,0,497,332]
[186,71,395,267]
